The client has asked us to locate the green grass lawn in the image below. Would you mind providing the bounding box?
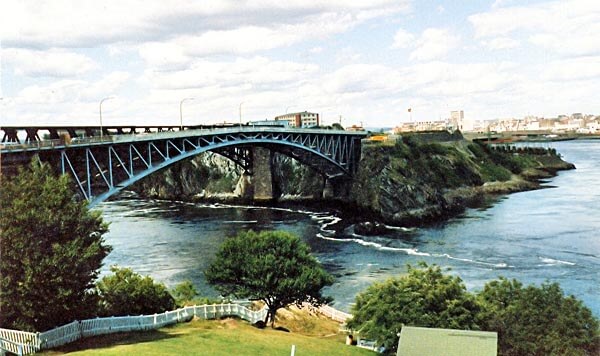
[41,309,375,355]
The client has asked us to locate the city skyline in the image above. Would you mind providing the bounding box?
[1,0,599,127]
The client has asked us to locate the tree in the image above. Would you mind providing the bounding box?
[347,263,480,353]
[171,280,199,307]
[0,159,111,331]
[205,230,334,327]
[478,278,599,356]
[96,266,175,316]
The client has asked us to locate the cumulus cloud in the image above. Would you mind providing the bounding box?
[410,28,459,61]
[0,0,410,49]
[391,28,415,49]
[3,48,96,77]
[142,57,319,91]
[470,0,600,56]
[483,37,520,50]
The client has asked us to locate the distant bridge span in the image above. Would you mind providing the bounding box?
[1,126,367,206]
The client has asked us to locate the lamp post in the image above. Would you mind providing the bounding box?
[239,101,244,128]
[99,96,115,140]
[179,97,195,131]
[285,106,294,114]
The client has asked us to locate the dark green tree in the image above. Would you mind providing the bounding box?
[96,266,175,316]
[171,280,199,307]
[0,159,111,331]
[478,278,599,356]
[205,230,334,327]
[347,263,480,353]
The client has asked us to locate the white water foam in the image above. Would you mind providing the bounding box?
[192,201,509,269]
[539,257,576,266]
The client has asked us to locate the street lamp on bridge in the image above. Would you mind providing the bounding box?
[239,101,244,128]
[179,97,195,131]
[99,96,115,140]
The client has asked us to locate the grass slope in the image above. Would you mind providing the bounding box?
[42,308,374,356]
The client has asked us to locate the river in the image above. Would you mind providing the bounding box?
[98,140,600,315]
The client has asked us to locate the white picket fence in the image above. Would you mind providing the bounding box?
[0,303,267,355]
[316,304,352,323]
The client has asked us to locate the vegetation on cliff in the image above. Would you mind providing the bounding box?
[349,134,575,225]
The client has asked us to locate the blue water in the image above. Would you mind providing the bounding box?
[98,140,600,315]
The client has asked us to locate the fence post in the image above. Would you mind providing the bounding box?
[35,332,41,351]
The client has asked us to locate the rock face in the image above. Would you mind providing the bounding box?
[130,135,575,226]
[347,136,575,226]
[131,152,242,200]
[130,151,325,201]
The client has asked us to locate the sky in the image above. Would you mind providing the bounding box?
[1,0,599,128]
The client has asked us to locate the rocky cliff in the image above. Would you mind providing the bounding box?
[130,151,324,201]
[129,135,574,226]
[348,135,574,226]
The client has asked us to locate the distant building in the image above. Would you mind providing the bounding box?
[393,120,449,134]
[274,111,319,128]
[347,124,365,132]
[450,110,474,132]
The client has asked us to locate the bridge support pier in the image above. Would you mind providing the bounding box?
[252,147,274,201]
[322,177,352,200]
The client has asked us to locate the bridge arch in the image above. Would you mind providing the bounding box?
[45,128,365,206]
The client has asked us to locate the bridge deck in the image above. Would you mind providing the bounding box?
[1,127,367,153]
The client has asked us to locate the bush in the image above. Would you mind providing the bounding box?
[171,280,199,307]
[97,266,175,316]
[349,264,599,355]
[347,263,480,353]
[478,278,599,356]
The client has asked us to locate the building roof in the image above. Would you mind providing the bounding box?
[397,326,497,356]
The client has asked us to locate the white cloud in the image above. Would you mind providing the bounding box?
[16,72,130,104]
[483,37,520,50]
[540,56,600,81]
[410,28,459,61]
[0,0,410,49]
[142,57,319,91]
[391,28,415,49]
[3,48,96,78]
[470,0,600,56]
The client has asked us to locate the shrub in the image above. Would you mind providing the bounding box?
[97,266,175,316]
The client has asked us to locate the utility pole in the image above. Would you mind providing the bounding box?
[179,97,195,131]
[239,102,244,128]
[99,96,115,140]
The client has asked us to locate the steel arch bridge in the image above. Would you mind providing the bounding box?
[1,126,367,206]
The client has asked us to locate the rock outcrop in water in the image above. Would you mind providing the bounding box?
[130,133,575,226]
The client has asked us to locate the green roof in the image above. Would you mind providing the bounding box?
[397,326,497,356]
